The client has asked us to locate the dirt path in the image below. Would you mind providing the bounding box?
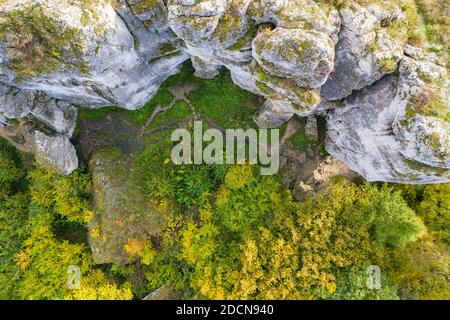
[140,83,199,135]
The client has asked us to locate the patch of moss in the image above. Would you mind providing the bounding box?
[146,101,192,131]
[130,0,160,15]
[212,1,244,44]
[291,130,312,151]
[228,23,258,51]
[148,51,181,64]
[414,0,450,49]
[189,68,259,129]
[78,61,260,129]
[404,157,450,176]
[405,89,450,123]
[427,131,449,159]
[158,43,177,55]
[88,145,166,264]
[377,57,399,72]
[0,5,89,80]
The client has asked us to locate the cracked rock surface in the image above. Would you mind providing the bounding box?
[0,0,448,183]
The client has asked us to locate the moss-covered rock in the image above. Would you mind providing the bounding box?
[252,27,335,88]
[322,0,408,100]
[251,63,321,113]
[0,0,189,109]
[0,4,87,80]
[167,0,249,49]
[88,147,165,264]
[326,45,450,184]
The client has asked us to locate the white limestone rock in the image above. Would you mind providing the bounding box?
[254,99,294,128]
[322,1,408,100]
[32,131,78,175]
[252,27,335,88]
[326,48,450,184]
[0,83,77,136]
[0,0,189,110]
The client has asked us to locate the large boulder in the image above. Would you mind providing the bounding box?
[168,0,249,50]
[252,27,335,88]
[88,147,164,264]
[326,47,450,184]
[32,130,78,175]
[322,1,408,100]
[0,0,188,109]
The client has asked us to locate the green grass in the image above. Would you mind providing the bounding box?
[291,130,312,151]
[146,100,192,130]
[189,71,259,129]
[78,62,261,129]
[78,105,125,121]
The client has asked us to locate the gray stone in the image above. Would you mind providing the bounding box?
[0,84,77,136]
[253,99,294,128]
[326,48,450,184]
[0,0,189,110]
[32,131,78,175]
[191,56,221,79]
[305,116,319,141]
[322,2,407,100]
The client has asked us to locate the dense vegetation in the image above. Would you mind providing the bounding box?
[1,129,448,299]
[0,138,132,299]
[1,0,449,296]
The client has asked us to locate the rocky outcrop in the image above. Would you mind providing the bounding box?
[32,131,78,175]
[326,47,450,184]
[88,147,164,264]
[322,1,408,100]
[0,83,79,174]
[0,84,77,136]
[0,0,448,184]
[167,0,340,121]
[0,0,189,109]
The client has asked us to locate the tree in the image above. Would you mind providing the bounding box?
[0,138,25,194]
[175,176,429,299]
[416,184,450,232]
[389,233,450,300]
[28,166,92,223]
[0,153,132,300]
[328,266,399,300]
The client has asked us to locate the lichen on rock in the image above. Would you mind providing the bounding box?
[88,147,165,264]
[252,27,335,88]
[0,0,189,109]
[326,46,450,184]
[0,0,448,184]
[322,0,408,100]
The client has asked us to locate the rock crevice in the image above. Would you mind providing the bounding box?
[0,0,448,183]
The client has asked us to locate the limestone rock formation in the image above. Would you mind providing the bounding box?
[322,1,408,101]
[32,131,78,175]
[0,0,189,109]
[0,84,77,136]
[326,47,450,184]
[0,0,448,184]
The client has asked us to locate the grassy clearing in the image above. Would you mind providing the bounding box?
[78,62,260,129]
